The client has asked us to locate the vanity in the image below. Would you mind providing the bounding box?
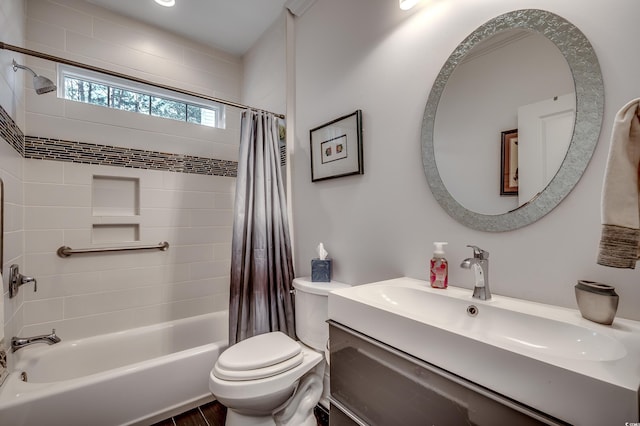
[327,278,640,425]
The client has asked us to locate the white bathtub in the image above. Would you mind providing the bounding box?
[0,311,228,426]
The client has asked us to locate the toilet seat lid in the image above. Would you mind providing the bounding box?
[214,331,303,381]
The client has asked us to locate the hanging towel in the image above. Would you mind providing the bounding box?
[597,98,640,268]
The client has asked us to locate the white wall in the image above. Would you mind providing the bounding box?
[242,12,286,115]
[291,0,640,320]
[0,0,26,344]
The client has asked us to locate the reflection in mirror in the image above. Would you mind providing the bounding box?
[434,30,575,215]
[422,9,604,231]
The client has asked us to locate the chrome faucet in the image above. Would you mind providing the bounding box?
[11,329,61,352]
[9,264,37,298]
[460,245,491,301]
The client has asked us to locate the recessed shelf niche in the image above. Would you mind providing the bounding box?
[92,224,140,243]
[92,176,140,217]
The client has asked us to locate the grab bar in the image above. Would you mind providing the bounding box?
[57,241,169,258]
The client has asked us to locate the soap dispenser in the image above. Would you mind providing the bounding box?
[430,242,448,289]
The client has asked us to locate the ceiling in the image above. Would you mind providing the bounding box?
[86,0,288,56]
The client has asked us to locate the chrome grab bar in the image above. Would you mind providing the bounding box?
[57,241,169,258]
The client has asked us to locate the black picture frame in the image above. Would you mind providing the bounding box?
[310,110,363,182]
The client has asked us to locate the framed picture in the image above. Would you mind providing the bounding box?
[500,129,518,195]
[310,110,363,182]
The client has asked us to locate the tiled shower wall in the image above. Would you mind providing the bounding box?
[0,0,26,346]
[24,0,243,159]
[0,0,252,342]
[21,158,235,340]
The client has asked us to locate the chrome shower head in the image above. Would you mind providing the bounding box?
[12,59,57,94]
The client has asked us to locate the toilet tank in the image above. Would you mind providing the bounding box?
[293,277,350,351]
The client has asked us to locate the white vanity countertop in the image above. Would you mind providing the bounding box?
[328,277,640,425]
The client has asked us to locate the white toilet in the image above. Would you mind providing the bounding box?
[209,277,349,426]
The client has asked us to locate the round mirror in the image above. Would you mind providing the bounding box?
[422,9,603,231]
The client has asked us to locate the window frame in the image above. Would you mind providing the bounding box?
[58,64,226,129]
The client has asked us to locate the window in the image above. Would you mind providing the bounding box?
[59,65,225,129]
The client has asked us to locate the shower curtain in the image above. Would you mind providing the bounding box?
[229,110,296,345]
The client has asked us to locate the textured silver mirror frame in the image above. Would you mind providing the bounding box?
[421,9,604,232]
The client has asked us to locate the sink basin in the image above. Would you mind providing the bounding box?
[353,284,626,361]
[328,277,640,426]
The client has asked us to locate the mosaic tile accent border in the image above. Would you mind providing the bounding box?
[1,105,288,177]
[24,136,238,177]
[0,104,238,177]
[0,105,24,155]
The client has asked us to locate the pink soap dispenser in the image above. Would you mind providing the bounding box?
[430,242,448,289]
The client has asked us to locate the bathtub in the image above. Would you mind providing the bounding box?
[0,311,228,426]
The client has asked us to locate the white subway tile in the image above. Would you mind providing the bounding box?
[23,298,64,325]
[25,88,66,118]
[166,227,217,246]
[66,31,183,82]
[213,243,232,261]
[62,229,92,248]
[190,209,234,227]
[140,188,179,209]
[64,286,167,319]
[25,183,91,208]
[21,309,137,341]
[5,203,24,232]
[26,0,93,37]
[27,106,240,159]
[23,271,99,300]
[25,17,65,50]
[170,244,215,264]
[24,159,64,184]
[190,260,231,280]
[139,208,191,228]
[2,171,23,205]
[4,230,24,264]
[139,296,226,322]
[25,229,63,254]
[164,280,218,302]
[214,192,235,209]
[183,47,241,78]
[181,191,216,209]
[25,206,92,230]
[93,17,184,64]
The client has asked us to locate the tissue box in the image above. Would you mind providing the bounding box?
[311,258,332,282]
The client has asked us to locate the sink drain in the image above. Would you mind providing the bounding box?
[467,305,478,317]
[20,371,27,382]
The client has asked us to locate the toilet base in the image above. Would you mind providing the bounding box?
[224,364,324,426]
[225,409,317,426]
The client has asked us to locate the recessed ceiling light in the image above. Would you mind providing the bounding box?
[399,0,420,10]
[154,0,175,7]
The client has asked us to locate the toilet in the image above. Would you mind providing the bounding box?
[209,277,349,426]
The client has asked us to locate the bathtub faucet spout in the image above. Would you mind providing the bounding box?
[11,329,61,352]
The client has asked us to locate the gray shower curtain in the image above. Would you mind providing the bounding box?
[229,110,296,345]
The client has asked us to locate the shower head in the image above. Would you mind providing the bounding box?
[12,59,57,94]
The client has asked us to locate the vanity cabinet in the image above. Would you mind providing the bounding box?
[328,322,565,426]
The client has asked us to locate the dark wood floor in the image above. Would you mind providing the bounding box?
[152,400,328,426]
[151,400,226,426]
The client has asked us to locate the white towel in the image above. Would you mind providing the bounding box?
[597,98,640,268]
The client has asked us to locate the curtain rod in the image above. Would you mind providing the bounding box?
[0,42,285,119]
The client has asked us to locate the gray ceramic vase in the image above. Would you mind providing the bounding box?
[574,280,619,325]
